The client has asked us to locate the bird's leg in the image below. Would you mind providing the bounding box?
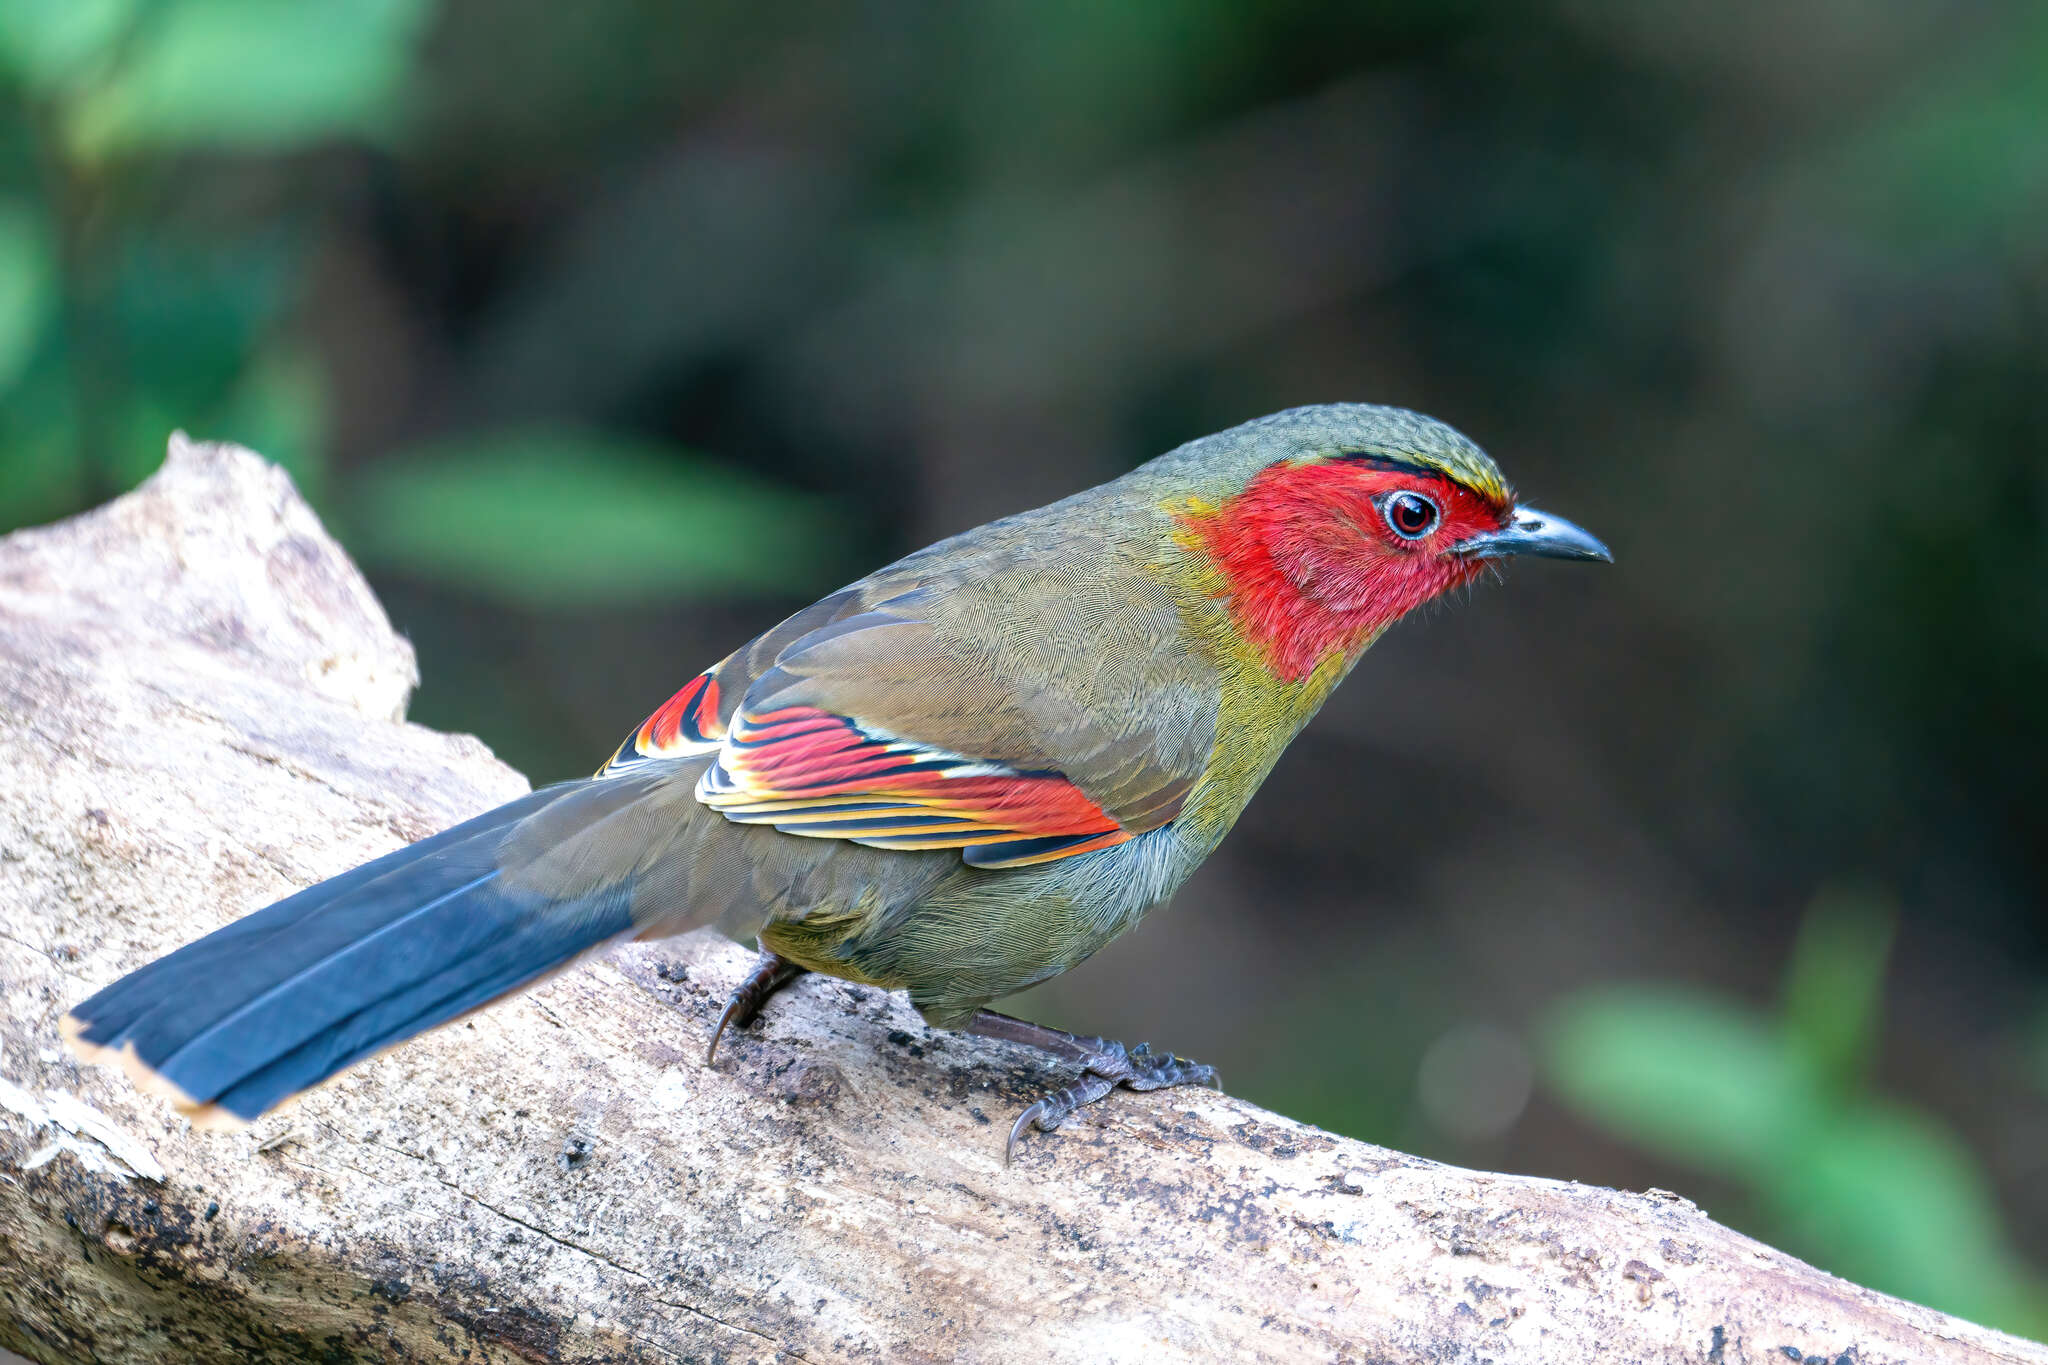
[705,946,807,1064]
[967,1010,1222,1162]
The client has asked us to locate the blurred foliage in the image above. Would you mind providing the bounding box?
[9,0,429,161]
[1546,889,2046,1337]
[0,0,358,520]
[343,427,844,608]
[2,0,2045,1338]
[0,0,828,603]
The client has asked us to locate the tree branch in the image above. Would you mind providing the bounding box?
[0,437,2040,1364]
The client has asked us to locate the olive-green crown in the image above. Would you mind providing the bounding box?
[1149,403,1514,507]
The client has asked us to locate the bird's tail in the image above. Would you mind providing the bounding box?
[63,773,698,1126]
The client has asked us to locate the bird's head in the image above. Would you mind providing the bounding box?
[1169,404,1610,682]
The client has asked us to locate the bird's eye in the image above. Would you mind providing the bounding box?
[1382,491,1440,540]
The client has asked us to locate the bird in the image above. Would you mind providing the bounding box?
[63,403,1610,1160]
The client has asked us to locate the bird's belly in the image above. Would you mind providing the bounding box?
[808,825,1200,1026]
[758,913,900,987]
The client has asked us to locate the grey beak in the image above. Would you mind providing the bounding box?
[1451,505,1612,563]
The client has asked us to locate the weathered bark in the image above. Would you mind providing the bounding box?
[0,437,2039,1365]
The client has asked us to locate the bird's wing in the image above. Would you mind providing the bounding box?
[600,526,1217,870]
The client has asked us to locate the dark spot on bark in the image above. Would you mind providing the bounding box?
[782,1060,844,1106]
[205,1201,220,1220]
[558,1132,596,1172]
[1045,1214,1096,1253]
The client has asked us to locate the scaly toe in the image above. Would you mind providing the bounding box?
[1123,1054,1220,1092]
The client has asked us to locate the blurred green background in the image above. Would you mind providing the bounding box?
[1,0,2043,1337]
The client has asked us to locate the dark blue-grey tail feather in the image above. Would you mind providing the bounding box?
[205,876,633,1119]
[67,785,566,1049]
[66,779,649,1122]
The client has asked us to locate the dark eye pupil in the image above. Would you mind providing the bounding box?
[1389,493,1436,536]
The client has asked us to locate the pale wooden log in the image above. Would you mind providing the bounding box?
[0,436,2040,1365]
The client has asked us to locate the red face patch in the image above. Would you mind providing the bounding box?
[1181,459,1510,681]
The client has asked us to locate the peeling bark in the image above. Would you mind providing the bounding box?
[0,436,2041,1365]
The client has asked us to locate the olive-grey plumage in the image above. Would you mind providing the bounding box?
[64,404,1602,1145]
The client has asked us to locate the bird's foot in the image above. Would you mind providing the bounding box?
[705,947,807,1064]
[1006,1040,1219,1161]
[966,1010,1221,1162]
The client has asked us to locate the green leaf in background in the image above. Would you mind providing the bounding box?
[1545,898,2048,1339]
[0,366,83,531]
[0,198,55,392]
[1541,986,1812,1179]
[99,348,327,507]
[63,0,432,161]
[0,0,136,94]
[345,428,846,609]
[106,229,296,422]
[108,396,185,492]
[1766,1101,2045,1338]
[209,342,327,498]
[1780,883,1896,1092]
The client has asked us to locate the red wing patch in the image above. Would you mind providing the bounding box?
[598,669,725,775]
[695,705,1133,869]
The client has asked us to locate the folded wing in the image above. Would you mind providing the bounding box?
[602,556,1216,870]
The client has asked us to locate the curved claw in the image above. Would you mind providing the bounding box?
[704,993,747,1066]
[1005,1102,1049,1164]
[703,949,805,1067]
[1004,1073,1120,1164]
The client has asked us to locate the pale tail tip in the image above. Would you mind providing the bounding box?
[59,1010,252,1132]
